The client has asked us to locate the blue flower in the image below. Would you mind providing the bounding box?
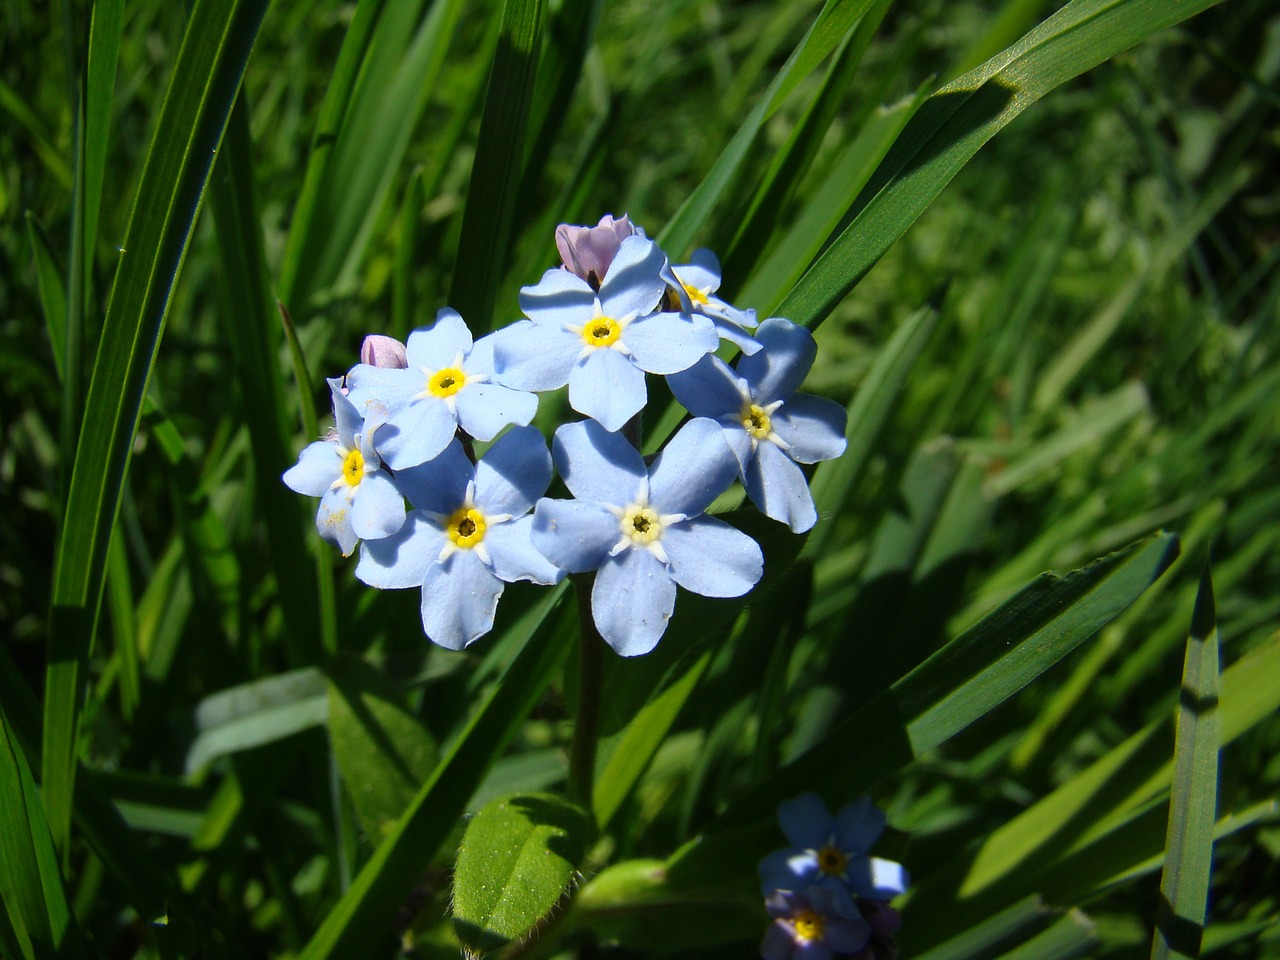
[530,418,763,656]
[344,308,538,470]
[667,317,846,533]
[354,426,563,649]
[759,794,909,907]
[492,236,719,431]
[661,247,761,354]
[282,379,406,556]
[760,886,870,960]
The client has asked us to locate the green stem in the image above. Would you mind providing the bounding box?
[567,573,602,816]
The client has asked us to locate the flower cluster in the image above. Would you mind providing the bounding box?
[759,794,909,960]
[284,214,847,655]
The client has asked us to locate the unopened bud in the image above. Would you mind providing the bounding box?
[555,214,638,290]
[360,335,408,369]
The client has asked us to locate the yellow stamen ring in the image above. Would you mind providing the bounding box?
[622,505,662,545]
[428,366,467,398]
[742,402,772,440]
[342,448,365,487]
[817,845,848,877]
[792,909,825,943]
[446,507,487,549]
[581,316,623,349]
[681,282,710,307]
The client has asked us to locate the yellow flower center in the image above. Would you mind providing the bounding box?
[429,367,467,398]
[446,507,487,549]
[581,316,622,348]
[817,845,848,876]
[681,282,710,307]
[621,505,662,545]
[792,909,824,943]
[742,403,772,440]
[342,449,365,486]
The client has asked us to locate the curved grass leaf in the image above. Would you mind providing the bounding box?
[24,213,67,383]
[995,911,1097,960]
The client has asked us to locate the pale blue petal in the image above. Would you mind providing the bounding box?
[491,319,579,391]
[568,349,647,432]
[591,548,676,657]
[455,382,538,441]
[737,317,817,402]
[330,377,364,446]
[530,498,618,572]
[519,268,595,327]
[834,796,885,853]
[713,314,764,354]
[648,417,737,517]
[355,511,441,588]
[350,471,406,541]
[723,419,755,476]
[848,856,910,900]
[676,248,721,293]
[745,441,818,533]
[317,486,358,556]
[283,441,341,496]
[487,516,564,585]
[343,365,418,416]
[407,307,472,368]
[759,848,819,894]
[598,236,667,319]
[420,550,503,649]
[377,398,458,470]
[393,441,473,514]
[623,311,718,375]
[778,792,834,849]
[468,331,498,373]
[475,425,552,517]
[662,517,762,598]
[771,395,847,463]
[667,355,744,419]
[551,419,647,504]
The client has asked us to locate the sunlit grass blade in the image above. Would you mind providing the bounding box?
[995,910,1097,960]
[1151,562,1219,960]
[43,0,271,856]
[83,0,124,284]
[25,213,68,383]
[914,897,1057,960]
[779,0,1228,331]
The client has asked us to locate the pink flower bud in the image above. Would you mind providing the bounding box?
[360,335,408,369]
[554,214,638,289]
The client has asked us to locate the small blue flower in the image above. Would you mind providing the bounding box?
[760,886,870,960]
[492,236,719,431]
[759,794,909,908]
[667,317,846,533]
[661,247,761,355]
[354,426,563,649]
[530,418,763,656]
[282,379,406,556]
[344,308,538,470]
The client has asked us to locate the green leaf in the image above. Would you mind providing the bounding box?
[914,897,1057,960]
[327,655,439,840]
[83,0,125,281]
[453,792,589,953]
[1152,563,1219,960]
[185,669,329,773]
[24,212,68,384]
[995,911,1097,960]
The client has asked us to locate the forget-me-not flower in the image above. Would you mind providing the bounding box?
[759,794,909,909]
[530,418,763,656]
[355,426,563,649]
[344,308,538,470]
[661,248,761,355]
[282,379,406,556]
[668,318,846,533]
[555,213,642,289]
[760,886,870,960]
[492,236,719,431]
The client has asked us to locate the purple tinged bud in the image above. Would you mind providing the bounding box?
[360,335,408,369]
[554,214,638,290]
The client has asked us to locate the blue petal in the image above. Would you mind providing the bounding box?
[317,486,358,556]
[834,796,886,854]
[736,317,817,402]
[330,377,365,447]
[647,417,738,517]
[824,916,872,955]
[623,311,718,375]
[667,355,744,419]
[713,314,764,354]
[407,307,473,368]
[598,236,667,319]
[475,425,552,517]
[662,517,762,597]
[759,848,819,894]
[760,923,798,960]
[455,382,538,442]
[530,498,618,572]
[467,331,498,373]
[806,883,862,922]
[551,419,647,505]
[393,441,473,514]
[343,365,418,417]
[486,516,565,585]
[773,394,847,463]
[491,319,579,391]
[350,471,406,541]
[377,398,458,470]
[675,248,721,293]
[591,547,676,656]
[746,442,818,533]
[777,792,834,849]
[283,441,341,496]
[420,550,503,649]
[848,856,910,900]
[519,268,595,327]
[355,511,442,588]
[568,349,647,432]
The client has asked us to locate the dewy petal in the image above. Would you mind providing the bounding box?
[834,796,886,854]
[568,349,647,432]
[771,395,847,464]
[406,307,473,369]
[419,551,504,650]
[662,517,762,598]
[736,317,818,402]
[376,397,458,470]
[647,417,738,517]
[622,311,718,375]
[392,441,473,515]
[598,236,667,319]
[552,419,648,505]
[317,486,358,556]
[350,471,406,541]
[519,268,596,327]
[474,425,552,517]
[591,547,676,657]
[455,382,538,442]
[486,516,564,585]
[746,442,818,533]
[777,792,835,849]
[355,511,442,589]
[490,319,580,391]
[667,355,744,419]
[848,856,910,901]
[530,498,619,573]
[283,440,341,497]
[330,377,364,447]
